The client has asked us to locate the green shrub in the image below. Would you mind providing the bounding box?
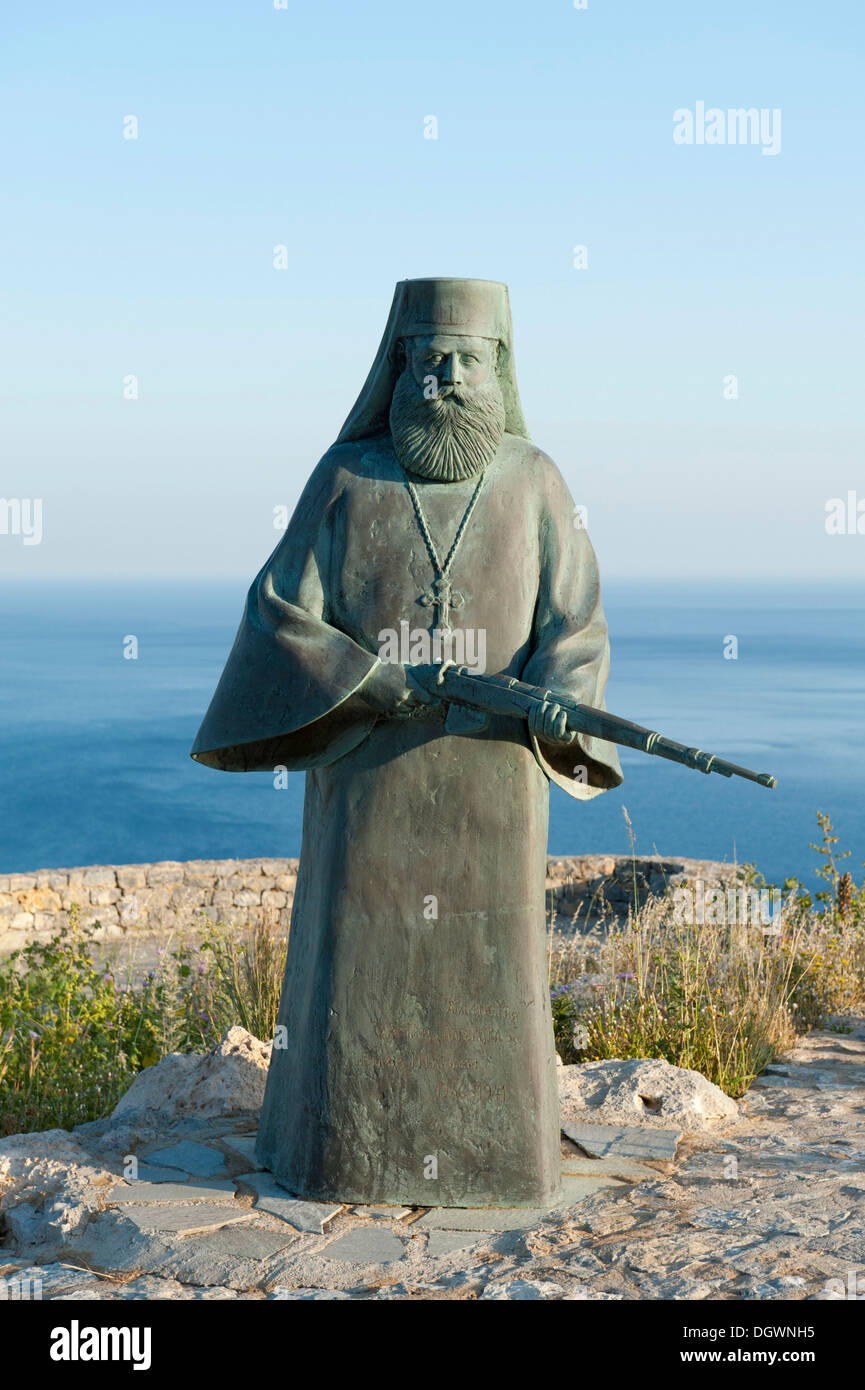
[0,907,288,1136]
[2,814,862,1135]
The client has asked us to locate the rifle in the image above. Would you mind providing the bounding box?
[407,663,777,789]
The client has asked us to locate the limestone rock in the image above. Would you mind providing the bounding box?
[5,1197,91,1247]
[183,1027,272,1117]
[270,1287,352,1300]
[0,1129,115,1214]
[0,1130,116,1252]
[111,1027,272,1123]
[480,1278,565,1300]
[110,1052,199,1121]
[560,1057,738,1131]
[563,1287,625,1300]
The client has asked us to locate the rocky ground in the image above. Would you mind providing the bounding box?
[1,1021,863,1301]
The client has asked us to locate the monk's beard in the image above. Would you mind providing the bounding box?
[389,369,506,482]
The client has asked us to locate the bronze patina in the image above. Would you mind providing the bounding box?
[193,279,648,1207]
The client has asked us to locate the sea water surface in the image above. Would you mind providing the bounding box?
[0,579,862,891]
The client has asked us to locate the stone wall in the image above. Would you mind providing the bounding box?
[546,853,743,930]
[0,853,744,955]
[0,859,298,955]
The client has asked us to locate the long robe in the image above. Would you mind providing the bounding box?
[191,431,623,1207]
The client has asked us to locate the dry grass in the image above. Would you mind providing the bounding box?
[549,814,865,1096]
[3,814,861,1133]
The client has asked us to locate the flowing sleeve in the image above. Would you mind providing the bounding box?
[190,451,380,772]
[520,457,624,802]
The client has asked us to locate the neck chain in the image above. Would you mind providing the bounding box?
[404,470,485,632]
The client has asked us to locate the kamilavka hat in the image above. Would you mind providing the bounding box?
[335,277,530,444]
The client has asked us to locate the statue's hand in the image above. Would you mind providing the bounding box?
[528,698,576,746]
[359,662,439,719]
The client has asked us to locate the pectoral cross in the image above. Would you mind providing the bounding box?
[405,470,484,635]
[419,575,464,632]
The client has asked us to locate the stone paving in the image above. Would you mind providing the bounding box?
[1,1017,863,1301]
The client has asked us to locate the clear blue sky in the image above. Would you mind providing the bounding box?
[2,0,862,581]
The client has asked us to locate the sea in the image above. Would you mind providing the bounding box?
[1,579,862,892]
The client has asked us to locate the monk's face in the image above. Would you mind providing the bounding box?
[389,335,506,482]
[405,335,496,394]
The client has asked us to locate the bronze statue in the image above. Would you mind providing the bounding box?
[191,278,773,1210]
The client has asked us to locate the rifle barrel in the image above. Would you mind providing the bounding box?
[418,665,777,790]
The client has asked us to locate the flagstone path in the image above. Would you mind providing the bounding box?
[1,1017,863,1301]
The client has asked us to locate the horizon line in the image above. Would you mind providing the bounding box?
[0,573,862,588]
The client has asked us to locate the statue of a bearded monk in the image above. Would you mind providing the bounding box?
[191,279,623,1208]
